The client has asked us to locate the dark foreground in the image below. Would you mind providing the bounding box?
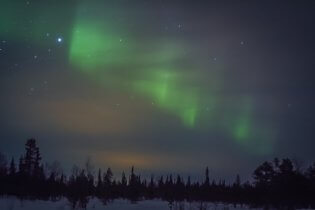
[1,197,314,210]
[1,139,315,209]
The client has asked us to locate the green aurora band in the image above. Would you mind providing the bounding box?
[133,69,200,127]
[68,15,274,154]
[0,1,76,46]
[69,21,202,127]
[1,0,275,154]
[69,22,128,71]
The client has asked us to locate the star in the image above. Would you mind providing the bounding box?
[57,37,63,43]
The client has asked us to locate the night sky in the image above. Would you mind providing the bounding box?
[1,0,315,181]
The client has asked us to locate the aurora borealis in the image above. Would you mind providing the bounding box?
[1,0,315,180]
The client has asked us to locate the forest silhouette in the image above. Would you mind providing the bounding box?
[0,139,315,209]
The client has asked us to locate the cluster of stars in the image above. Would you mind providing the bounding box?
[31,35,64,61]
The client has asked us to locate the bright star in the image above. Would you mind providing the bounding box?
[57,37,63,43]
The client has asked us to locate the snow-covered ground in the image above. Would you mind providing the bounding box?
[0,197,256,210]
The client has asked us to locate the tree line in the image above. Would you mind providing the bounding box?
[0,139,315,208]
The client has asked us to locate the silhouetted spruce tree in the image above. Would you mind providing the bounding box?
[175,175,185,200]
[275,158,307,197]
[129,166,137,186]
[0,153,7,193]
[78,170,89,196]
[140,177,147,195]
[147,175,155,198]
[306,162,315,182]
[84,158,95,195]
[120,171,127,197]
[279,158,294,174]
[164,174,175,200]
[204,167,210,187]
[128,166,141,198]
[306,162,315,195]
[186,176,191,188]
[0,153,7,177]
[9,158,16,176]
[200,167,210,199]
[18,155,26,175]
[185,176,192,201]
[48,170,56,183]
[253,161,275,188]
[232,174,242,201]
[104,168,113,187]
[103,167,113,196]
[96,168,102,195]
[175,175,181,186]
[158,176,164,188]
[168,174,173,186]
[58,173,66,194]
[111,179,120,198]
[121,171,127,186]
[149,175,155,189]
[234,174,241,187]
[274,158,280,169]
[23,138,41,177]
